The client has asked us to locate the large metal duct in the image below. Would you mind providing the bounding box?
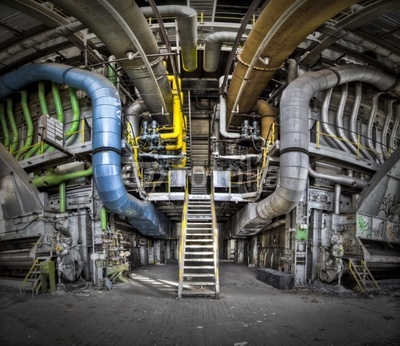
[225,0,359,129]
[141,5,198,72]
[227,65,400,236]
[49,0,173,124]
[0,63,169,238]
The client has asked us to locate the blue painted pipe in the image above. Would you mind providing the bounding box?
[0,63,169,237]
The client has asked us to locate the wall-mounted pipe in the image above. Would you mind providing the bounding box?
[203,32,242,73]
[50,0,173,123]
[336,84,354,153]
[226,0,359,127]
[0,104,10,148]
[389,104,400,154]
[366,92,384,164]
[382,99,395,160]
[65,87,81,145]
[32,166,93,188]
[308,166,367,189]
[321,88,348,151]
[59,182,66,213]
[141,5,198,72]
[0,63,169,238]
[349,82,372,160]
[100,206,108,231]
[15,91,33,160]
[52,83,64,123]
[228,65,400,235]
[218,76,240,139]
[6,99,18,155]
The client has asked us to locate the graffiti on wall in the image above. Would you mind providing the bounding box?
[357,214,400,243]
[380,194,400,221]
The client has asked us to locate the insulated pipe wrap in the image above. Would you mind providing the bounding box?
[0,63,168,237]
[141,5,198,72]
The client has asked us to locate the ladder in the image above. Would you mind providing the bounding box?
[348,258,380,295]
[178,189,219,298]
[20,257,49,296]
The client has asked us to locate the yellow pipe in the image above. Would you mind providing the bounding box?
[161,76,184,150]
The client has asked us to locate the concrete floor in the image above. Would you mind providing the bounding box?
[0,261,399,346]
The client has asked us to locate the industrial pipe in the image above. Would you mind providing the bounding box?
[6,99,18,155]
[0,104,10,149]
[389,104,400,154]
[52,83,64,123]
[308,166,367,189]
[382,99,395,160]
[0,21,85,63]
[349,82,373,160]
[336,84,354,153]
[218,76,240,139]
[141,5,198,72]
[15,91,33,160]
[50,0,173,123]
[100,206,108,231]
[0,63,169,237]
[59,182,66,213]
[226,0,359,127]
[32,167,93,188]
[229,65,400,235]
[203,32,241,73]
[65,87,81,145]
[366,92,384,164]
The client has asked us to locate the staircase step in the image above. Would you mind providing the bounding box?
[184,281,215,286]
[184,265,214,269]
[184,258,214,262]
[186,233,213,236]
[184,251,214,255]
[186,239,213,242]
[183,273,215,277]
[185,245,213,248]
[180,290,216,296]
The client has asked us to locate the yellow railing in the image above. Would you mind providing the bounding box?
[177,179,190,289]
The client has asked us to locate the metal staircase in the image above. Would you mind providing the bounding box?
[178,181,219,298]
[20,256,52,296]
[348,258,380,295]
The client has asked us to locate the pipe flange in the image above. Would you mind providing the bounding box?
[236,54,284,71]
[129,55,164,70]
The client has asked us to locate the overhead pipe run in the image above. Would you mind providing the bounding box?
[0,63,169,238]
[226,0,360,128]
[141,5,198,72]
[226,65,400,236]
[50,0,173,124]
[203,32,244,73]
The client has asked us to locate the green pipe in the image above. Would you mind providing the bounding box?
[100,206,108,231]
[108,56,117,86]
[25,82,50,158]
[6,98,18,154]
[51,82,64,123]
[38,81,49,115]
[66,87,80,140]
[59,182,66,213]
[32,166,93,188]
[0,104,10,148]
[15,91,34,160]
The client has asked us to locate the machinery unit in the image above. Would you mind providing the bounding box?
[0,0,399,295]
